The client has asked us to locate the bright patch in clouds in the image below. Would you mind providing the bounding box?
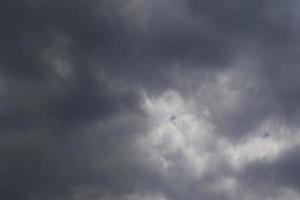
[137,69,300,183]
[137,90,213,178]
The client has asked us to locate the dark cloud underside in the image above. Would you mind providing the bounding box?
[1,0,300,200]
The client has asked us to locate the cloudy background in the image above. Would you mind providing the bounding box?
[1,0,300,199]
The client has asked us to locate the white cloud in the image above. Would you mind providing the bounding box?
[137,90,213,178]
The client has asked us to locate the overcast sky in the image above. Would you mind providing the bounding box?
[1,0,300,199]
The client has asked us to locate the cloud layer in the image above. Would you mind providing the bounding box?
[1,0,300,199]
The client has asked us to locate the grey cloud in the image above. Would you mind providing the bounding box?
[244,145,300,189]
[235,145,300,199]
[1,0,300,199]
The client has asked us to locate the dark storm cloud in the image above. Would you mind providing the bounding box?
[181,0,300,139]
[1,0,300,199]
[237,145,300,199]
[0,1,143,199]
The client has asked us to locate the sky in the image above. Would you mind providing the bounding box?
[1,0,300,199]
